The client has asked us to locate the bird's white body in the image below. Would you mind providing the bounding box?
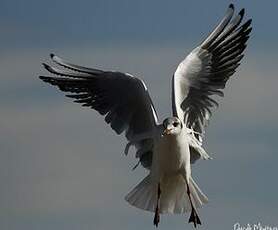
[40,4,251,226]
[125,127,208,214]
[151,127,190,181]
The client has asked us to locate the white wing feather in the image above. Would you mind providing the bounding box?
[172,5,252,162]
[172,5,252,140]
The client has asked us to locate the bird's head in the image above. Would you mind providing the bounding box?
[162,117,183,136]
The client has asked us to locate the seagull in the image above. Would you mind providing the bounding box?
[39,4,252,228]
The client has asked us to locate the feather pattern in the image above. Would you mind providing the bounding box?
[172,4,252,142]
[40,54,158,169]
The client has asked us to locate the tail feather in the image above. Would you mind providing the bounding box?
[190,177,209,206]
[125,174,208,214]
[125,175,156,212]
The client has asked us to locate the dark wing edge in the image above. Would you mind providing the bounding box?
[179,4,252,138]
[39,54,158,169]
[172,4,252,163]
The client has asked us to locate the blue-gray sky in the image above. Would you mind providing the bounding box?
[1,1,277,230]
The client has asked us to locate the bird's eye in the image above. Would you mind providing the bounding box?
[173,122,179,127]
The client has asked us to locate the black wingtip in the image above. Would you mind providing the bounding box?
[39,75,47,80]
[42,63,54,73]
[42,63,48,69]
[244,19,252,29]
[42,62,52,71]
[241,19,252,31]
[239,8,245,17]
[229,3,234,9]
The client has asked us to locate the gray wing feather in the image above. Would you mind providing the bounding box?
[50,53,103,74]
[200,4,234,49]
[172,5,252,161]
[173,5,252,137]
[40,54,158,169]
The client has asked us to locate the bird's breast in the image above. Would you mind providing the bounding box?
[153,133,190,175]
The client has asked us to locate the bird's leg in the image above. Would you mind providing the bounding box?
[153,183,161,227]
[186,182,201,228]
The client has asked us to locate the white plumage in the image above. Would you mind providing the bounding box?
[39,4,252,228]
[125,126,208,214]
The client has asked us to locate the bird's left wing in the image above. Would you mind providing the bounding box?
[172,4,252,142]
[40,54,158,169]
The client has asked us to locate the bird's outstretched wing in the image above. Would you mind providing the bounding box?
[40,54,158,169]
[172,4,252,142]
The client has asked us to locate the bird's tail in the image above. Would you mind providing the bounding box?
[125,174,208,214]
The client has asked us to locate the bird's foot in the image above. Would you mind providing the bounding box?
[188,207,201,228]
[153,206,160,227]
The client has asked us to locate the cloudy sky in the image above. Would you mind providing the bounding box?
[1,0,277,229]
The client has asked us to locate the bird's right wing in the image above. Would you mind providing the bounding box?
[172,4,252,141]
[172,4,252,163]
[40,54,159,169]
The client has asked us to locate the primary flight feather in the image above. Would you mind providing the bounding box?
[39,4,252,227]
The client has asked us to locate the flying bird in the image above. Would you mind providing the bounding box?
[39,4,252,228]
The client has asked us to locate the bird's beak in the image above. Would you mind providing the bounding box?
[162,128,172,136]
